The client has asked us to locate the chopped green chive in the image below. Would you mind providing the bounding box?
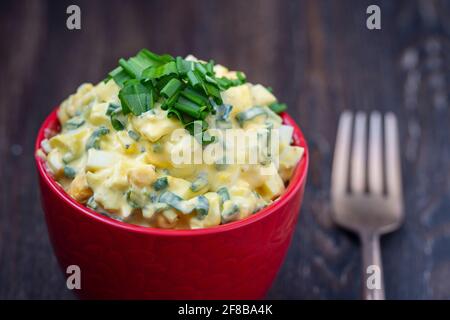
[174,97,207,119]
[86,196,97,210]
[105,49,285,139]
[105,66,131,87]
[119,80,153,115]
[153,177,169,191]
[217,187,230,206]
[195,195,209,219]
[106,103,120,115]
[158,191,185,212]
[268,102,287,114]
[64,117,85,130]
[106,103,126,131]
[190,172,208,192]
[161,92,180,110]
[167,106,193,124]
[206,60,214,75]
[110,112,125,131]
[180,87,209,106]
[119,58,140,78]
[86,126,110,150]
[215,74,246,90]
[201,131,216,146]
[204,83,222,104]
[63,166,76,179]
[221,203,240,222]
[176,56,193,75]
[142,61,178,80]
[160,78,183,99]
[185,120,208,136]
[126,189,143,209]
[215,104,232,121]
[186,70,201,88]
[195,63,207,76]
[235,106,267,126]
[128,130,140,141]
[236,71,246,82]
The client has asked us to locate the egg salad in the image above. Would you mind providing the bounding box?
[39,50,304,229]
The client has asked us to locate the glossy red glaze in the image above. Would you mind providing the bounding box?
[35,108,309,299]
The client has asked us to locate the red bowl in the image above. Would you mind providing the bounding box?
[35,108,309,299]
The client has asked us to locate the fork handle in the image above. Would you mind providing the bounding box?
[361,233,385,300]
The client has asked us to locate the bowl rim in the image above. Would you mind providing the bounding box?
[35,107,309,237]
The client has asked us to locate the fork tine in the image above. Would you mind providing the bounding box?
[332,111,353,196]
[351,112,367,193]
[368,111,383,194]
[384,112,403,199]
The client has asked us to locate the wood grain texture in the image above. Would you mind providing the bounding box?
[0,0,449,299]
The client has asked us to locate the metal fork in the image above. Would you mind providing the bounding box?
[331,111,404,300]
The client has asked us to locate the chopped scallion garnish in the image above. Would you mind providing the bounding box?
[160,78,183,99]
[126,189,144,209]
[268,102,287,114]
[86,196,97,210]
[180,87,209,106]
[217,187,230,206]
[195,195,209,219]
[64,117,85,130]
[105,49,288,141]
[153,177,169,191]
[119,79,153,115]
[174,97,207,119]
[142,61,178,80]
[63,166,76,179]
[235,106,267,126]
[86,126,110,150]
[186,70,202,89]
[190,172,208,192]
[221,203,240,222]
[128,130,140,141]
[158,191,184,212]
[106,103,120,115]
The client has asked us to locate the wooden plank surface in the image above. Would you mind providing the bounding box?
[0,0,449,299]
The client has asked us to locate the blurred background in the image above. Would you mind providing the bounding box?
[0,0,449,299]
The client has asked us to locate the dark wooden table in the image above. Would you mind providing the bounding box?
[1,0,449,299]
